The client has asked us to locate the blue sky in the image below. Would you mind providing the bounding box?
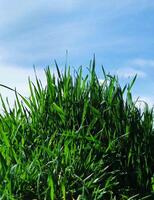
[0,0,154,108]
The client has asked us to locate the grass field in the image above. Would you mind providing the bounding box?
[0,59,154,199]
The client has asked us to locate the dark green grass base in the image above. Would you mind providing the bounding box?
[0,59,154,199]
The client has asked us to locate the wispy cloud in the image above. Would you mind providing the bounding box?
[0,0,153,69]
[115,67,146,79]
[134,95,154,109]
[129,58,154,68]
[98,79,105,85]
[0,0,153,109]
[0,63,47,109]
[114,57,154,80]
[0,0,79,27]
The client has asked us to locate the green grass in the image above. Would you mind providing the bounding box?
[0,58,154,199]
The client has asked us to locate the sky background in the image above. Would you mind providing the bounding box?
[0,0,154,108]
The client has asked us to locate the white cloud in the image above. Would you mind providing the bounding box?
[98,79,105,85]
[114,58,154,80]
[0,0,153,67]
[134,95,154,110]
[0,0,153,30]
[0,0,153,113]
[115,67,146,79]
[0,0,78,27]
[0,63,48,111]
[130,58,154,68]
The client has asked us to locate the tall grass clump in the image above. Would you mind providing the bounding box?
[0,58,154,199]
